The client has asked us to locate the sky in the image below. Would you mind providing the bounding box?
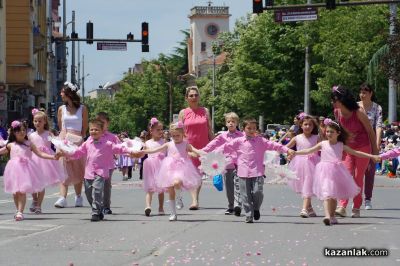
[63,0,252,94]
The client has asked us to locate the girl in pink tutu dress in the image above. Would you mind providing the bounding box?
[142,118,166,216]
[2,121,60,221]
[286,113,320,218]
[28,109,67,214]
[294,119,373,226]
[136,121,203,221]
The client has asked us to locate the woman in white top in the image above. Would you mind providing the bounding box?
[54,82,88,208]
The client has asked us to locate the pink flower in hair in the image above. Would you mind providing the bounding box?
[11,120,21,129]
[332,85,341,94]
[176,121,184,129]
[324,118,340,127]
[150,117,159,126]
[31,108,39,116]
[298,112,307,120]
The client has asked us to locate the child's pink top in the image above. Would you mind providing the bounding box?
[88,131,119,170]
[145,139,166,159]
[380,148,400,160]
[202,130,244,169]
[29,131,53,153]
[70,135,129,180]
[334,109,370,149]
[219,135,288,178]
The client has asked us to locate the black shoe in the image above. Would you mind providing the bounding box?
[103,208,112,215]
[99,212,104,220]
[234,206,241,217]
[91,214,100,222]
[225,209,234,215]
[145,207,151,217]
[254,210,260,220]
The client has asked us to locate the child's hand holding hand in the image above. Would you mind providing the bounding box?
[372,155,381,163]
[287,149,295,160]
[188,151,199,158]
[130,151,143,158]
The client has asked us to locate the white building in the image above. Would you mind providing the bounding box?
[188,3,230,77]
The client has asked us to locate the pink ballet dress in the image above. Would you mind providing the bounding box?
[155,140,201,191]
[288,134,320,197]
[312,141,360,200]
[30,131,67,186]
[143,139,166,193]
[4,141,45,193]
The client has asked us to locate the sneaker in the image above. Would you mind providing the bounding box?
[307,208,317,217]
[254,210,260,220]
[330,217,338,224]
[234,206,241,217]
[103,208,113,215]
[145,207,151,216]
[176,197,184,210]
[54,197,67,208]
[201,174,209,180]
[29,202,37,212]
[91,214,100,222]
[300,209,309,218]
[365,200,372,210]
[351,208,360,218]
[14,211,24,221]
[245,216,254,223]
[225,209,234,215]
[99,212,104,220]
[75,195,83,207]
[169,214,177,221]
[34,207,42,214]
[335,206,347,217]
[323,217,331,226]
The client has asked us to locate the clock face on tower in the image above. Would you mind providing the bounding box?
[206,23,219,38]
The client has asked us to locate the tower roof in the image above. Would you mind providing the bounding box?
[189,6,230,19]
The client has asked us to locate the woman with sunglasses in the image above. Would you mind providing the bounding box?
[331,85,378,218]
[357,83,383,210]
[178,86,213,210]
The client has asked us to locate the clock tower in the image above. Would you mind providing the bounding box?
[188,2,230,77]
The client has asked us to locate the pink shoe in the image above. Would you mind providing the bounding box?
[14,211,24,221]
[330,217,338,224]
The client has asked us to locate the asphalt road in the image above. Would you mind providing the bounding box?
[0,170,399,266]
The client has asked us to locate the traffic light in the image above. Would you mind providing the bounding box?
[142,44,149,52]
[48,102,56,118]
[86,21,93,44]
[127,32,134,41]
[326,0,336,10]
[253,0,263,14]
[141,22,149,44]
[71,32,78,39]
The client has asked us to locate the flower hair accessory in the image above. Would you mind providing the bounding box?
[297,112,307,120]
[31,108,39,116]
[332,85,341,94]
[324,118,340,127]
[11,120,21,129]
[176,121,184,129]
[150,117,159,126]
[64,81,79,92]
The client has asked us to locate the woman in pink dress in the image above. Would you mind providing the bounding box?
[331,85,378,218]
[54,82,88,208]
[178,86,213,210]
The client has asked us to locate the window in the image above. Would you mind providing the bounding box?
[201,42,206,52]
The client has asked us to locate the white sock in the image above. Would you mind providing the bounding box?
[169,200,176,215]
[175,189,182,200]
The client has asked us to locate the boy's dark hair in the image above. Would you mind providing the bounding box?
[8,121,28,143]
[89,118,105,130]
[298,115,319,135]
[331,85,359,111]
[96,112,110,122]
[241,117,257,129]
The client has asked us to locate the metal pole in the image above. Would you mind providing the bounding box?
[82,54,85,102]
[46,0,53,105]
[62,0,67,82]
[304,0,311,114]
[77,42,80,88]
[169,77,173,124]
[389,4,397,123]
[212,53,215,133]
[71,10,76,84]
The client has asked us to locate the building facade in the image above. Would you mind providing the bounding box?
[0,0,6,125]
[188,4,230,77]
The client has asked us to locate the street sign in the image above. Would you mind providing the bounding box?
[97,42,127,51]
[274,8,318,23]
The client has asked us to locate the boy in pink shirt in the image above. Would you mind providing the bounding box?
[65,119,131,221]
[202,112,243,216]
[220,118,294,223]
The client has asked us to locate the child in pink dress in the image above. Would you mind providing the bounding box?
[286,114,320,218]
[370,147,400,165]
[135,121,203,221]
[294,119,374,226]
[2,120,59,221]
[29,109,67,214]
[142,118,166,216]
